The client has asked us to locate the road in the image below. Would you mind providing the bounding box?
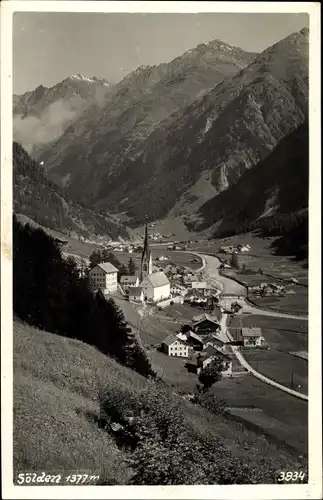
[220,313,308,401]
[200,253,308,321]
[112,251,308,400]
[111,293,146,351]
[203,254,308,401]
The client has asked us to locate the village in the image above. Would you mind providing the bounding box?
[86,222,272,386]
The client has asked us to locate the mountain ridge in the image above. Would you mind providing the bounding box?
[13,142,129,241]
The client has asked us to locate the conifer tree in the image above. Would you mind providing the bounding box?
[128,257,137,276]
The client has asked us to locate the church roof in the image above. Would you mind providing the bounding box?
[141,221,151,260]
[142,271,170,288]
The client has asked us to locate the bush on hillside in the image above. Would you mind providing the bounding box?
[192,386,226,415]
[99,383,279,485]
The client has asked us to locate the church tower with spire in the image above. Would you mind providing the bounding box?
[140,219,153,281]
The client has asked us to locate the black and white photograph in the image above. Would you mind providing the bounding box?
[1,1,321,498]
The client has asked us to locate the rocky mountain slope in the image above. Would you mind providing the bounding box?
[13,74,112,157]
[13,142,128,240]
[32,39,257,191]
[196,120,308,234]
[17,29,308,233]
[91,27,308,227]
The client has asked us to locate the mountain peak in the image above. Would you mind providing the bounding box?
[68,73,109,85]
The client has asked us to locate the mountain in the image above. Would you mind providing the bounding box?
[39,29,308,228]
[91,28,308,227]
[33,39,257,191]
[196,120,308,233]
[13,142,128,240]
[13,74,112,156]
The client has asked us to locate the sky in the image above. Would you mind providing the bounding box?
[13,12,309,94]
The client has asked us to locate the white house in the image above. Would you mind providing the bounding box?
[129,287,144,303]
[140,271,170,303]
[241,328,267,348]
[89,262,118,294]
[120,275,140,293]
[171,284,187,297]
[162,334,189,358]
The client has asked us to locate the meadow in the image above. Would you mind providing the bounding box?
[114,249,203,272]
[212,376,308,455]
[228,314,308,395]
[13,320,307,484]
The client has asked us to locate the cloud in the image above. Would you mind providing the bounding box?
[13,98,84,153]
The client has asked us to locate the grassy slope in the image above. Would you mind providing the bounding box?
[13,320,306,483]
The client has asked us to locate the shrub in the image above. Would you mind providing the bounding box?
[99,383,279,485]
[192,386,226,415]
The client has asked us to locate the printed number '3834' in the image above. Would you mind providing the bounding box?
[278,471,306,482]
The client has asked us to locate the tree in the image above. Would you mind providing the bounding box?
[198,360,223,391]
[118,264,129,282]
[230,252,239,270]
[89,250,102,268]
[13,216,154,379]
[192,386,226,415]
[128,257,137,276]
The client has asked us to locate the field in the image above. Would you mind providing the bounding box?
[249,288,308,314]
[192,233,308,285]
[114,249,203,272]
[212,376,308,455]
[228,315,308,394]
[13,320,307,483]
[229,315,308,352]
[197,232,308,315]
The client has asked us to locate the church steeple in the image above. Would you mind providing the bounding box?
[140,218,152,281]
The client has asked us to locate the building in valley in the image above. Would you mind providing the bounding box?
[89,262,118,294]
[120,275,140,293]
[139,220,170,303]
[196,345,233,376]
[128,287,144,303]
[241,327,267,348]
[140,221,153,281]
[161,334,189,358]
[192,311,222,336]
[141,272,170,302]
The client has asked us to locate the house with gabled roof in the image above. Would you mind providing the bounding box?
[140,271,170,303]
[192,312,221,336]
[128,286,144,303]
[196,345,233,376]
[120,275,139,293]
[89,262,118,294]
[176,330,204,351]
[161,334,189,358]
[241,327,267,348]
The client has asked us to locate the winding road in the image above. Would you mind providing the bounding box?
[199,253,308,401]
[200,253,308,321]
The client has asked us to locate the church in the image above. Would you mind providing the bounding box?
[139,221,170,303]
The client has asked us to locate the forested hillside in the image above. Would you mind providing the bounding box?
[13,216,152,376]
[13,142,128,240]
